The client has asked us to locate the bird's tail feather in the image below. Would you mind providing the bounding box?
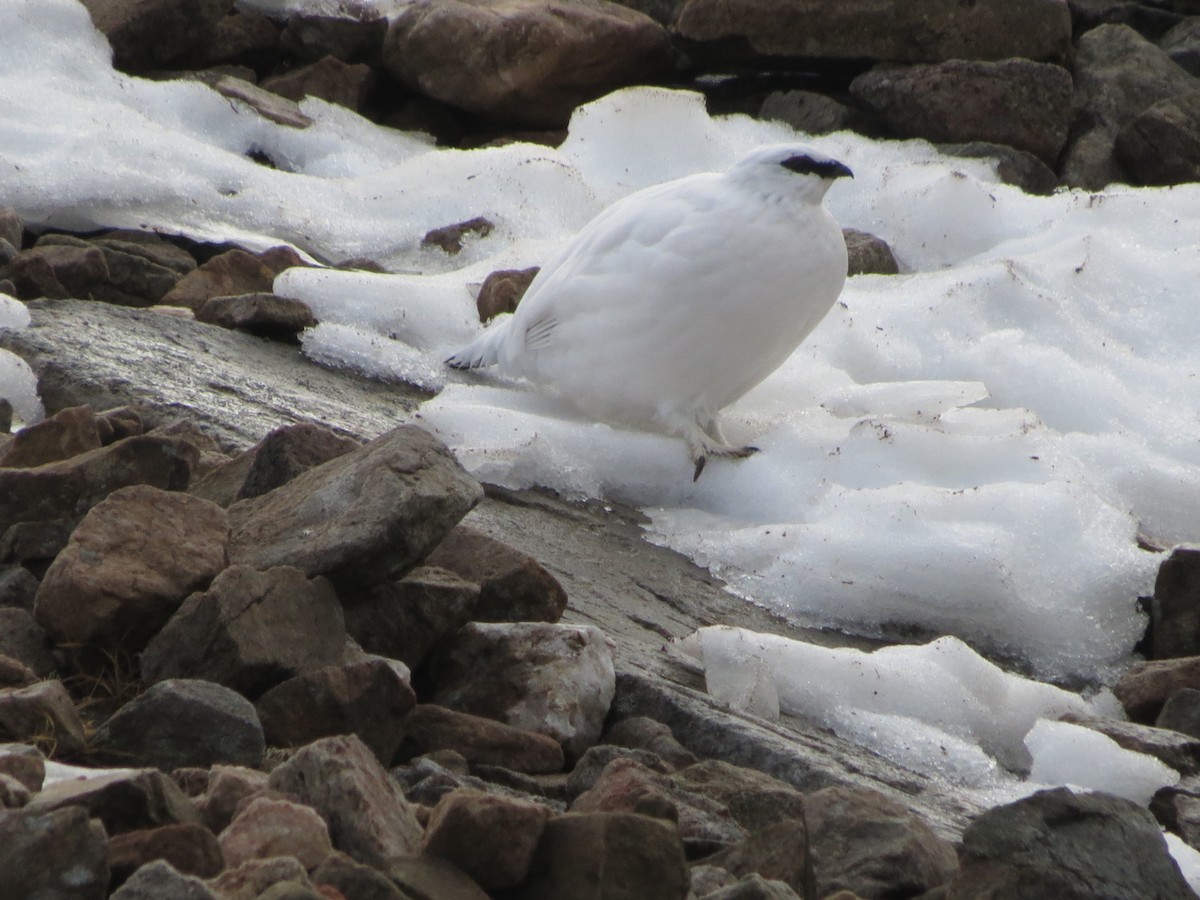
[446,318,511,370]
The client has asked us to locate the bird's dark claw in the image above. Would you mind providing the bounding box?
[693,455,707,481]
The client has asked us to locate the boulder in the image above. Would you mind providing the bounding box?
[280,13,388,65]
[197,765,272,833]
[110,860,218,900]
[605,716,699,769]
[208,856,316,899]
[183,10,281,71]
[0,741,46,792]
[946,787,1195,898]
[218,796,334,870]
[34,485,228,652]
[1158,687,1200,739]
[0,404,104,468]
[268,734,425,866]
[701,819,815,898]
[843,229,900,277]
[254,657,417,765]
[517,811,690,900]
[106,823,224,886]
[3,242,109,301]
[804,785,957,899]
[91,678,265,770]
[78,0,232,71]
[758,90,857,136]
[672,0,1072,63]
[0,564,39,612]
[0,805,109,899]
[0,607,57,677]
[260,56,375,112]
[675,759,806,833]
[228,425,482,590]
[140,565,347,697]
[422,788,553,890]
[160,249,284,311]
[427,621,616,761]
[312,852,408,900]
[1115,654,1200,722]
[341,565,480,669]
[1116,89,1200,185]
[850,59,1072,165]
[396,703,565,774]
[383,0,671,127]
[422,525,568,623]
[195,292,317,342]
[29,235,183,307]
[1161,17,1200,76]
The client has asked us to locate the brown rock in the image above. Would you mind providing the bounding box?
[384,0,671,127]
[0,404,103,467]
[1116,655,1200,722]
[1157,688,1200,739]
[281,14,388,64]
[673,0,1071,63]
[0,742,46,792]
[209,856,316,900]
[475,266,539,322]
[0,679,88,758]
[0,805,110,899]
[90,231,198,276]
[312,852,408,900]
[0,655,38,689]
[571,757,746,854]
[1145,545,1200,660]
[34,485,228,652]
[342,565,480,669]
[423,525,568,623]
[141,565,347,697]
[219,797,334,870]
[0,433,198,544]
[5,242,109,300]
[31,234,185,307]
[255,657,417,765]
[79,0,231,71]
[161,249,279,311]
[675,760,807,834]
[196,293,317,342]
[228,425,482,590]
[702,819,815,898]
[518,811,690,900]
[0,517,76,567]
[261,56,375,112]
[190,422,360,507]
[110,859,219,899]
[805,785,957,899]
[199,765,271,833]
[604,716,698,769]
[397,703,565,774]
[185,11,281,70]
[27,768,201,834]
[422,216,495,255]
[0,770,31,808]
[0,208,22,250]
[107,823,224,886]
[843,229,900,277]
[268,734,425,866]
[427,621,615,762]
[423,788,552,889]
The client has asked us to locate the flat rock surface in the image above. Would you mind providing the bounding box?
[1,297,982,837]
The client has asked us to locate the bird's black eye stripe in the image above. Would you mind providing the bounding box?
[781,155,853,179]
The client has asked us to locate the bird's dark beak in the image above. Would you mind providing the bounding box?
[831,161,854,180]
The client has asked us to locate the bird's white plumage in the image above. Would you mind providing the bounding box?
[448,143,852,476]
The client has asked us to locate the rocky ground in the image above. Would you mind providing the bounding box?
[5,0,1200,898]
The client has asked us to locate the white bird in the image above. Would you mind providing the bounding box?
[448,143,853,480]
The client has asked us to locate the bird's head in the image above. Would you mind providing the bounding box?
[726,143,853,204]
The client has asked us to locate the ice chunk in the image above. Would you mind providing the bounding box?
[0,349,44,427]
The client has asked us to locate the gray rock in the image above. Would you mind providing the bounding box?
[946,787,1194,898]
[1062,24,1200,188]
[92,678,265,770]
[806,785,957,898]
[228,425,482,590]
[383,0,671,127]
[939,141,1061,195]
[255,657,416,765]
[566,744,676,798]
[384,854,493,900]
[1158,687,1200,739]
[280,13,388,65]
[268,733,425,866]
[0,742,45,792]
[141,565,347,697]
[0,805,109,899]
[1071,0,1184,39]
[427,621,616,762]
[0,607,56,676]
[672,0,1072,63]
[110,860,218,900]
[341,565,480,669]
[676,759,807,834]
[34,484,228,652]
[422,524,568,623]
[1147,544,1200,660]
[605,716,699,769]
[758,90,856,136]
[396,703,565,774]
[0,565,39,612]
[0,434,197,553]
[0,770,30,808]
[27,767,201,834]
[850,59,1072,165]
[0,680,88,758]
[1161,17,1200,75]
[90,231,198,276]
[518,811,690,900]
[1115,88,1200,184]
[78,0,231,71]
[195,292,317,342]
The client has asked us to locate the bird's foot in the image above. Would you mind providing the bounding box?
[691,444,760,481]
